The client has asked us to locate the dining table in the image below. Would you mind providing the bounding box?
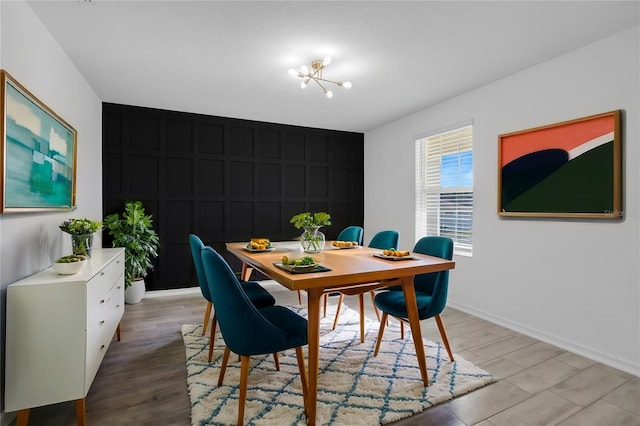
[226,240,455,426]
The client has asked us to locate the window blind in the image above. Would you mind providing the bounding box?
[415,125,473,256]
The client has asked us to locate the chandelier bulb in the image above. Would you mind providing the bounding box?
[300,80,308,89]
[325,89,334,99]
[322,56,332,66]
[342,81,352,89]
[288,68,298,77]
[300,65,308,74]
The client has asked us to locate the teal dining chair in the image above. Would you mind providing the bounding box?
[189,234,276,361]
[336,225,364,244]
[201,246,308,426]
[322,226,365,316]
[372,236,455,363]
[331,230,399,342]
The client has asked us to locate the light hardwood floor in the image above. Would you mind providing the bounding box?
[18,282,639,426]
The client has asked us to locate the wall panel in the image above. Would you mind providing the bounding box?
[103,103,364,290]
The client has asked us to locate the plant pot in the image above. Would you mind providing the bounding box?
[125,278,145,304]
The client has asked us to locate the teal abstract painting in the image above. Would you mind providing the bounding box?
[2,70,76,212]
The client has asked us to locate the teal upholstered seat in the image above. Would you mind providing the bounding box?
[336,225,364,244]
[201,246,308,425]
[368,229,399,251]
[331,230,399,342]
[189,234,275,361]
[373,236,455,362]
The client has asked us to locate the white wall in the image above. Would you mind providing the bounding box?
[365,26,640,375]
[0,1,103,422]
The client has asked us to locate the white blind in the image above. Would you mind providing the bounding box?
[415,125,473,256]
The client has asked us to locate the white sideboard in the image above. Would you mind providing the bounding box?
[5,248,125,425]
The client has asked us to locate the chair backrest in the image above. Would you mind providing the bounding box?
[200,246,289,355]
[189,234,211,302]
[337,226,364,245]
[412,236,454,318]
[369,230,399,250]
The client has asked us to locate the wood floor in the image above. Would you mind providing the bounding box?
[19,282,639,426]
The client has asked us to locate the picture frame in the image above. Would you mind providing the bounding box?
[498,110,622,219]
[1,70,77,213]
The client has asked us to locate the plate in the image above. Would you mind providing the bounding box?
[373,253,416,261]
[277,262,320,271]
[244,245,275,253]
[331,245,360,250]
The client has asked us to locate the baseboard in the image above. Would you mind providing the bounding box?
[448,300,640,377]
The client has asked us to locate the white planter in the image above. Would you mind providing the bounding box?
[125,278,145,304]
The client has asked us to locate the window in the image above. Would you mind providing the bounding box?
[415,125,473,256]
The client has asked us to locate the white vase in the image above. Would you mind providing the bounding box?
[125,278,145,304]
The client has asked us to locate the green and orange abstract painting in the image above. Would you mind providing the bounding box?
[499,111,621,218]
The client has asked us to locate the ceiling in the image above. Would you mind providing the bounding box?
[26,1,639,133]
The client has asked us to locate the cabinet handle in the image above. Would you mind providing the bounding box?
[100,272,105,276]
[116,304,120,308]
[100,299,105,304]
[100,344,105,350]
[99,320,105,325]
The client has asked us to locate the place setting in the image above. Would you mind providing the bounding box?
[273,255,332,274]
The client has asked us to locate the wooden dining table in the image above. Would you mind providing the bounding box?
[226,241,455,426]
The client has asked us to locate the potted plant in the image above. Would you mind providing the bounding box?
[290,212,331,253]
[104,201,160,304]
[59,218,102,257]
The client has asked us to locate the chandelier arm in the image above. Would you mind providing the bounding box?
[311,77,328,92]
[311,76,342,86]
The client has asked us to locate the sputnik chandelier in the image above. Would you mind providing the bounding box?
[288,56,352,99]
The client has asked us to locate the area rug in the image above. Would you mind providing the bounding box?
[182,305,494,425]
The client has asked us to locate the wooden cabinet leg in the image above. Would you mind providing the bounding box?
[75,398,86,426]
[16,408,30,426]
[116,322,121,341]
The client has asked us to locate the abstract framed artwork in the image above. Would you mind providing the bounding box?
[1,70,77,213]
[498,110,622,219]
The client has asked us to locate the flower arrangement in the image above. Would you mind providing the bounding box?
[59,218,102,235]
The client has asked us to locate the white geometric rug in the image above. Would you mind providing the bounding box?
[182,305,494,425]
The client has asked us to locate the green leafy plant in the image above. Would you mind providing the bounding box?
[289,212,331,229]
[59,218,101,235]
[104,201,160,288]
[290,212,331,253]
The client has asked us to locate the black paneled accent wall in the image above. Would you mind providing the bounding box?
[102,103,364,290]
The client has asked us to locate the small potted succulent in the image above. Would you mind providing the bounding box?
[59,218,102,257]
[290,212,331,253]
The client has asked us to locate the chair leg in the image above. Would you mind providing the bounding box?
[208,313,218,362]
[237,355,251,426]
[435,314,455,361]
[218,347,231,386]
[400,320,405,340]
[369,291,381,321]
[358,293,365,343]
[332,293,345,330]
[373,312,389,357]
[273,352,280,370]
[295,346,308,415]
[202,301,212,335]
[297,290,302,305]
[323,293,328,317]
